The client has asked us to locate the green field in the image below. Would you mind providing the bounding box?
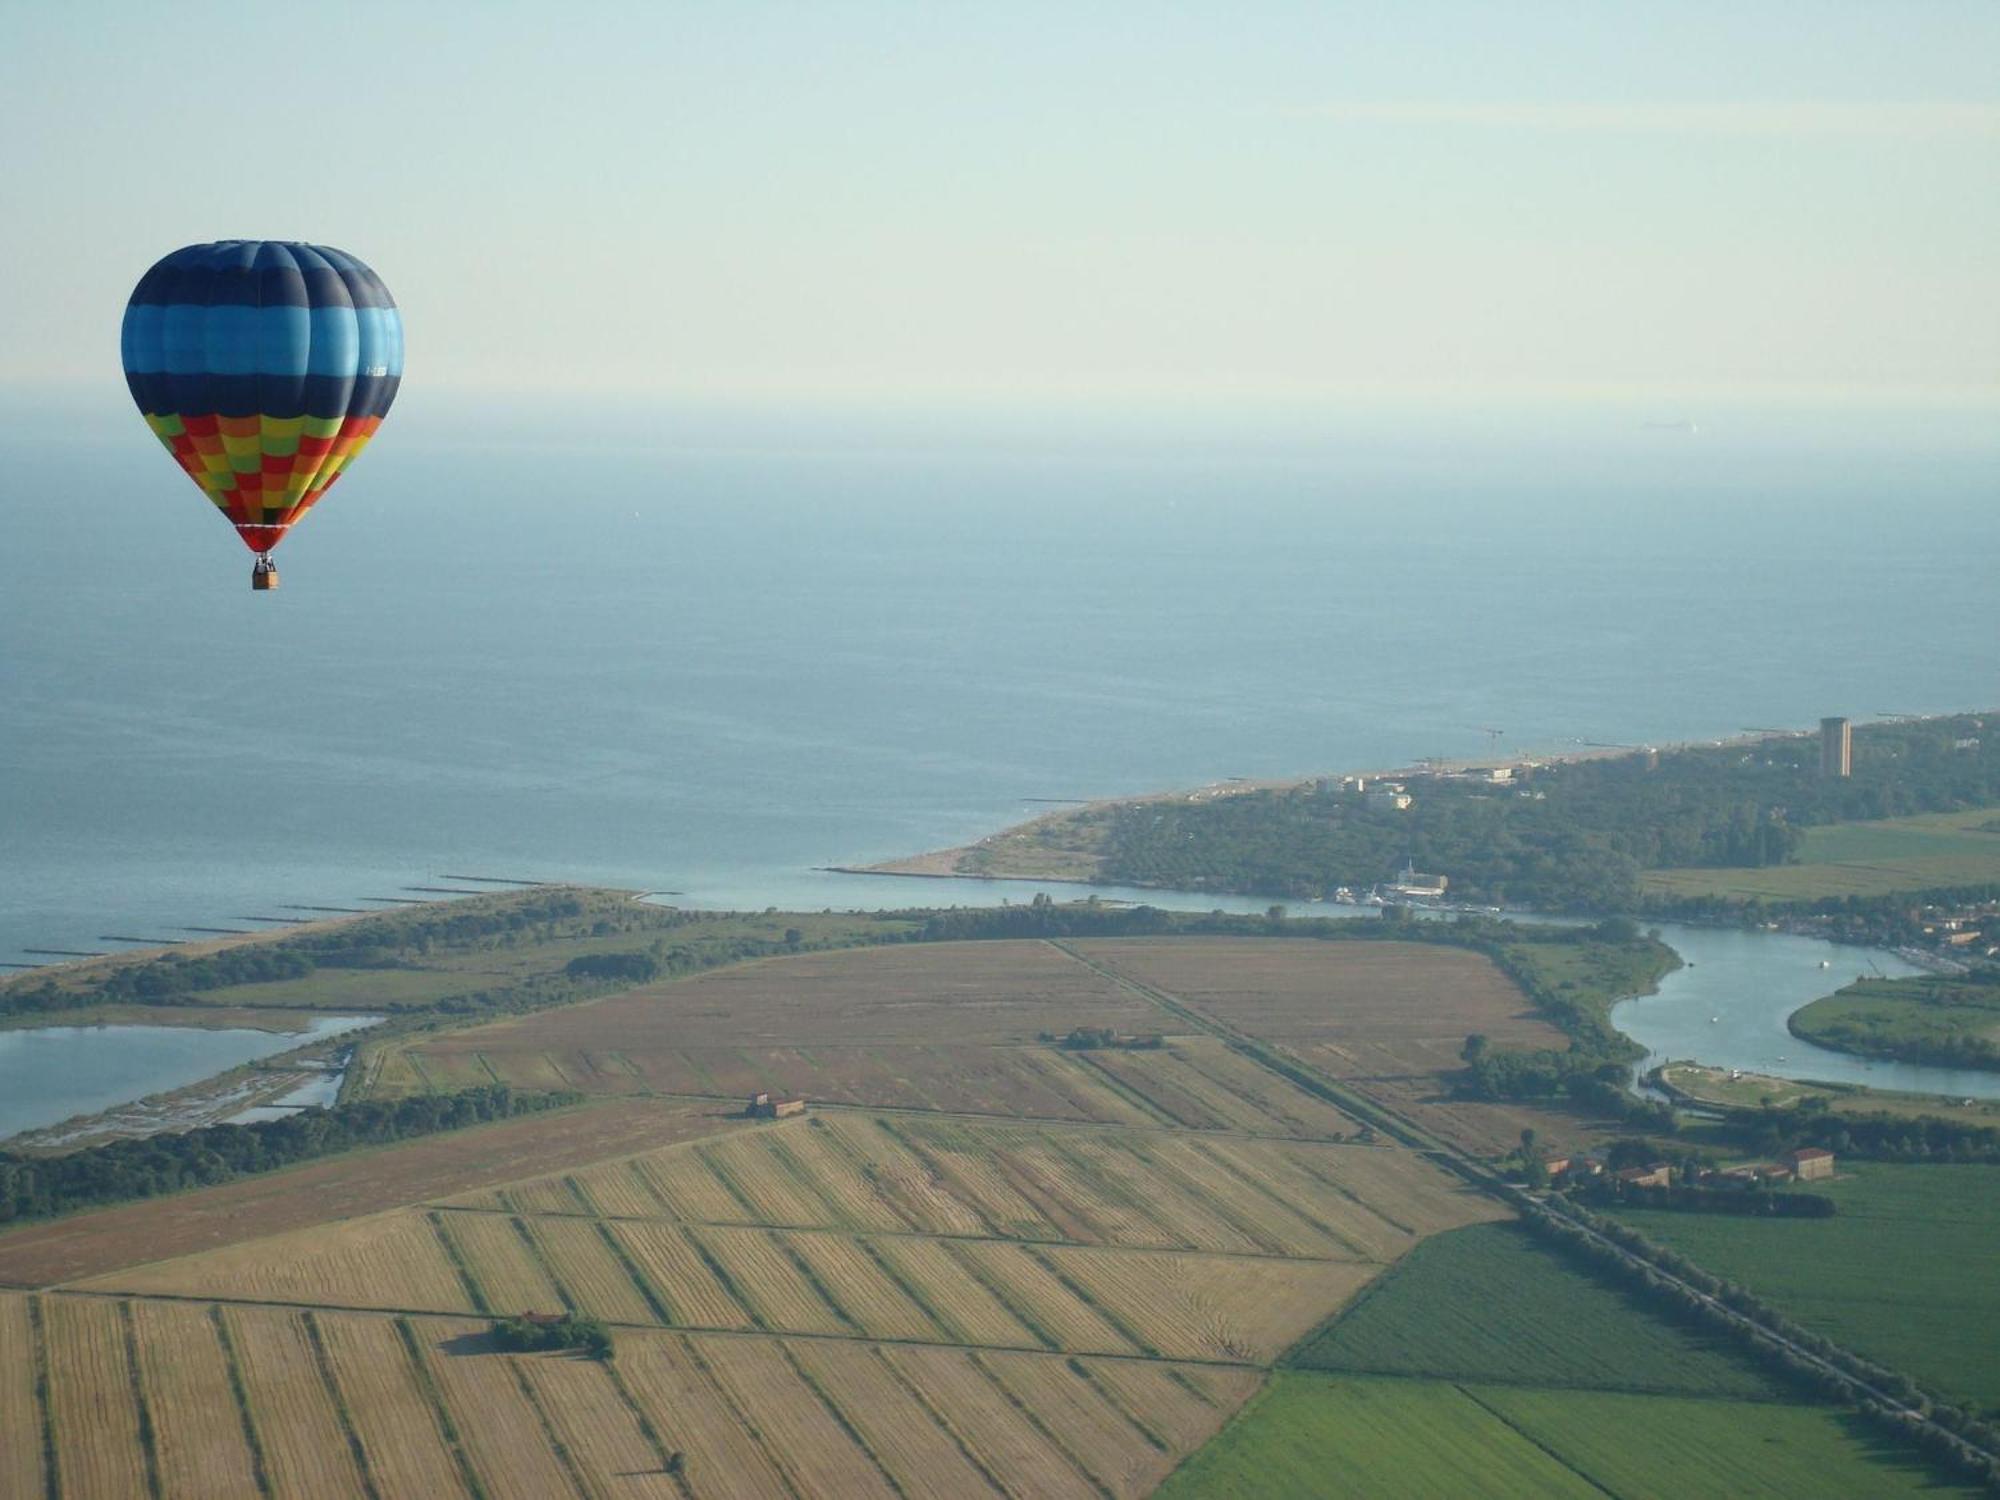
[1642,807,2000,901]
[1608,1163,2000,1411]
[1658,1063,2000,1127]
[1293,1223,1777,1397]
[1790,975,2000,1071]
[1156,1374,1975,1499]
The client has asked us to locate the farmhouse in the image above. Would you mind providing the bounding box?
[1613,1163,1672,1189]
[746,1092,807,1119]
[1784,1147,1835,1181]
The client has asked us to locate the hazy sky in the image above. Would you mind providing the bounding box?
[2,2,1994,402]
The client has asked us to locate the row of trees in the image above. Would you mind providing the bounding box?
[489,1311,612,1359]
[1719,1100,2000,1165]
[0,1085,579,1224]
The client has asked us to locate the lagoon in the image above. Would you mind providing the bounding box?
[0,1014,379,1142]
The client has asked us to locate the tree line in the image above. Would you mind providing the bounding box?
[0,1085,579,1225]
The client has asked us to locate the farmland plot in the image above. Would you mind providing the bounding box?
[785,1231,946,1341]
[976,1349,1201,1499]
[949,1242,1139,1355]
[883,1346,1101,1500]
[1085,1355,1263,1437]
[566,1157,673,1219]
[513,1348,666,1494]
[436,1212,564,1316]
[1042,1246,1370,1363]
[128,1300,260,1499]
[607,1221,755,1330]
[77,1208,473,1315]
[524,1216,657,1323]
[868,1234,1041,1348]
[700,1131,832,1225]
[43,1295,149,1500]
[635,1142,757,1223]
[314,1312,471,1498]
[222,1306,369,1499]
[413,1318,582,1500]
[766,1123,908,1231]
[816,1114,990,1235]
[785,1338,1001,1500]
[692,1226,851,1335]
[500,1175,589,1216]
[698,1336,898,1499]
[0,1295,45,1500]
[614,1333,792,1500]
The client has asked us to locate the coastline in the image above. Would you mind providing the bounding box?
[842,737,1713,885]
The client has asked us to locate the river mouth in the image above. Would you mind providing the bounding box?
[0,1013,381,1143]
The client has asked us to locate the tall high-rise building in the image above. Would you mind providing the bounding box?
[1820,716,1852,778]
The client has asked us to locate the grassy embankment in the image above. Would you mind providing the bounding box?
[1788,975,2000,1072]
[1606,1162,2000,1413]
[1642,808,2000,902]
[1158,1221,1974,1499]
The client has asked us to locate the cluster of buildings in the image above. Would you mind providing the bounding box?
[745,1091,806,1119]
[1541,1146,1834,1189]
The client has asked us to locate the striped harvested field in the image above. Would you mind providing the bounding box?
[636,1142,755,1223]
[522,1216,657,1323]
[440,1213,565,1316]
[1042,1246,1373,1363]
[500,1175,588,1216]
[978,1349,1187,1498]
[222,1306,369,1499]
[949,1241,1139,1355]
[129,1300,259,1499]
[616,1333,792,1499]
[0,1295,45,1500]
[817,1114,990,1235]
[513,1347,665,1493]
[884,1345,1102,1500]
[567,1157,671,1219]
[786,1231,945,1341]
[1083,1355,1261,1452]
[870,1234,1042,1348]
[786,1337,1001,1500]
[42,1295,149,1500]
[767,1123,908,1230]
[702,1131,836,1225]
[413,1318,582,1500]
[693,1226,851,1335]
[607,1221,755,1329]
[314,1311,471,1498]
[78,1209,470,1315]
[698,1336,898,1499]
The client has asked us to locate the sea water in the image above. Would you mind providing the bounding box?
[3,388,1996,962]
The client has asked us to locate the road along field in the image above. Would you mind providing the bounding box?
[1066,937,1601,1155]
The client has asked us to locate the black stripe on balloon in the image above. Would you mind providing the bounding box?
[129,372,399,423]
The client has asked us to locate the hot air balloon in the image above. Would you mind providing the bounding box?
[121,241,403,590]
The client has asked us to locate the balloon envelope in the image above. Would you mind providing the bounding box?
[121,241,402,555]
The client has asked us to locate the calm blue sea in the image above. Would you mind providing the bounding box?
[2,388,1996,960]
